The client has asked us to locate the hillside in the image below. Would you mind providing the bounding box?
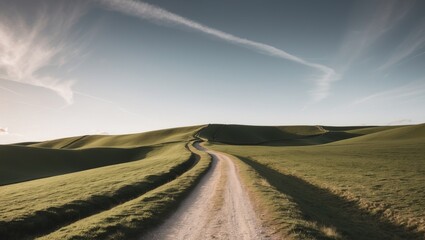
[207,123,425,239]
[197,124,408,146]
[0,125,204,185]
[330,123,425,145]
[1,123,424,239]
[197,124,326,145]
[28,125,205,149]
[0,142,212,239]
[0,145,150,185]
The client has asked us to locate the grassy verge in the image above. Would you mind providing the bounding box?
[208,141,425,239]
[0,142,196,239]
[38,141,212,240]
[217,151,325,240]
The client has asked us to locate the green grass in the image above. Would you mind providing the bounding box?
[38,142,211,240]
[0,125,208,239]
[336,124,425,143]
[28,125,205,149]
[1,125,204,185]
[333,125,403,135]
[0,145,151,185]
[197,124,388,146]
[0,142,198,239]
[2,123,424,239]
[197,124,327,145]
[220,152,325,239]
[207,124,425,239]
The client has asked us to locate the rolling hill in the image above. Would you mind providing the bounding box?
[0,125,204,185]
[207,123,425,239]
[28,125,205,149]
[1,123,424,239]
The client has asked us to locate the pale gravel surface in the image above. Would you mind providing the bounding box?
[142,143,267,240]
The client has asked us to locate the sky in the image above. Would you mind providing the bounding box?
[1,0,425,143]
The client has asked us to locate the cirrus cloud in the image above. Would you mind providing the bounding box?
[0,1,87,105]
[99,0,338,102]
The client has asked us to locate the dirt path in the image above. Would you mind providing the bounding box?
[142,143,267,240]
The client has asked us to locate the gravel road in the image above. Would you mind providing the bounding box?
[142,143,267,240]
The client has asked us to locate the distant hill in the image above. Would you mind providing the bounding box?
[2,123,422,186]
[0,125,204,185]
[197,124,413,146]
[0,145,151,185]
[197,124,326,145]
[331,123,425,145]
[28,125,205,149]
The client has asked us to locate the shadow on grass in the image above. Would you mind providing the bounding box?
[89,142,211,240]
[197,124,363,146]
[238,156,424,240]
[0,144,199,240]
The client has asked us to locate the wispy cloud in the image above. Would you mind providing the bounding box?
[0,127,7,135]
[75,91,140,117]
[0,2,87,104]
[378,18,425,71]
[0,127,24,137]
[352,81,425,105]
[0,127,26,144]
[0,83,24,97]
[99,0,337,102]
[336,0,415,72]
[335,0,425,78]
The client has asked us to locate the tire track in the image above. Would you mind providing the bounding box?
[143,143,267,240]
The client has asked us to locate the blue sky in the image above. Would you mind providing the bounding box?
[1,0,425,143]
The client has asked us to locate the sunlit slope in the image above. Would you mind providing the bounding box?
[330,126,404,135]
[0,142,201,239]
[28,125,205,149]
[0,125,204,185]
[208,123,425,238]
[0,145,150,186]
[39,143,212,240]
[330,123,425,145]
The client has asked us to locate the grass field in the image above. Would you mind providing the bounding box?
[0,125,204,186]
[1,123,424,239]
[38,142,211,240]
[0,145,151,185]
[0,126,209,239]
[206,124,425,239]
[28,125,205,149]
